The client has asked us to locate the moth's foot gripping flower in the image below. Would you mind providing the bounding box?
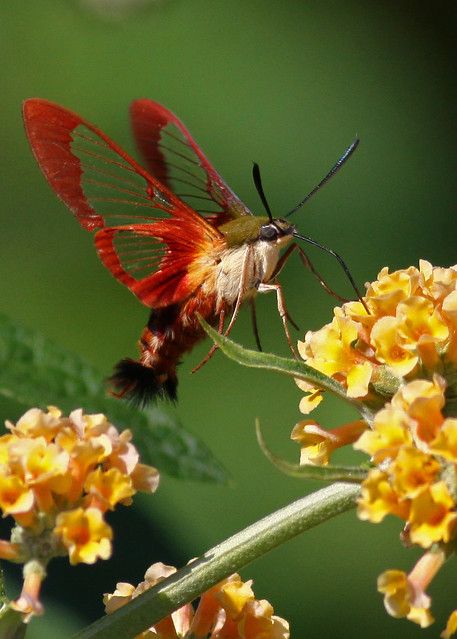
[104,562,290,639]
[0,406,159,621]
[293,262,457,636]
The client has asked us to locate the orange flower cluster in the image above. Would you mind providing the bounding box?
[356,376,457,543]
[294,262,457,636]
[357,376,457,630]
[297,261,457,413]
[104,562,290,639]
[0,406,159,618]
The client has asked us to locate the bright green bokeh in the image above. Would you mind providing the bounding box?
[1,1,457,637]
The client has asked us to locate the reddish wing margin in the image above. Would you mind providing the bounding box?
[23,98,224,308]
[130,99,253,225]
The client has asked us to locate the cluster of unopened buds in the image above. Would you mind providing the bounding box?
[104,562,289,639]
[0,406,159,619]
[294,260,457,637]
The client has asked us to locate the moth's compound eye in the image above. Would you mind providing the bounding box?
[259,224,279,241]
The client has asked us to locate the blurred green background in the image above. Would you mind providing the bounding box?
[1,1,457,637]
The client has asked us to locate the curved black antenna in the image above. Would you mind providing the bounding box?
[286,138,360,218]
[293,231,369,312]
[252,162,274,222]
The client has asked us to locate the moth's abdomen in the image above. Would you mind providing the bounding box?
[110,294,220,405]
[110,357,178,405]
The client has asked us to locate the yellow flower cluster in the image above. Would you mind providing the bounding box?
[356,375,457,545]
[0,406,159,617]
[356,376,457,629]
[297,261,457,412]
[294,262,457,635]
[104,562,290,639]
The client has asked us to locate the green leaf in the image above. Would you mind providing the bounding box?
[255,419,368,483]
[0,314,227,483]
[72,483,359,639]
[199,317,371,418]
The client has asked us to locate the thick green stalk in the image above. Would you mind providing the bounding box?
[73,483,359,639]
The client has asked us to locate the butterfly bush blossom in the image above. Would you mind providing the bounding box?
[293,261,457,636]
[0,406,159,619]
[104,562,290,639]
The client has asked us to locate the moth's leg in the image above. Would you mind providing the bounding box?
[273,242,348,304]
[250,298,262,351]
[257,281,297,357]
[192,246,254,373]
[267,244,300,330]
[191,308,226,373]
[296,245,349,303]
[270,242,298,279]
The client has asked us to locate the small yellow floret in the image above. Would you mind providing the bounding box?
[377,569,433,628]
[0,475,34,515]
[358,469,410,523]
[408,482,457,548]
[54,507,112,565]
[217,576,255,619]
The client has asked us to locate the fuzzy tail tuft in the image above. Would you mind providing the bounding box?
[109,358,178,406]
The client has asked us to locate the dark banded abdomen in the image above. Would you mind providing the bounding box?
[110,292,222,405]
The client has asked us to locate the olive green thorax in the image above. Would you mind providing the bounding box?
[218,216,295,248]
[218,215,269,247]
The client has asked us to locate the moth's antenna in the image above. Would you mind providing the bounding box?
[252,162,274,222]
[293,231,369,312]
[286,138,359,217]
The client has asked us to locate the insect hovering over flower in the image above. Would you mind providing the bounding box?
[23,98,363,405]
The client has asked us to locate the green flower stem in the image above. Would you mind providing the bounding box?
[0,566,6,605]
[0,607,27,639]
[72,483,360,639]
[255,419,368,482]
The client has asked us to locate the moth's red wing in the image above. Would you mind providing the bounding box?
[23,98,224,308]
[130,99,253,225]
